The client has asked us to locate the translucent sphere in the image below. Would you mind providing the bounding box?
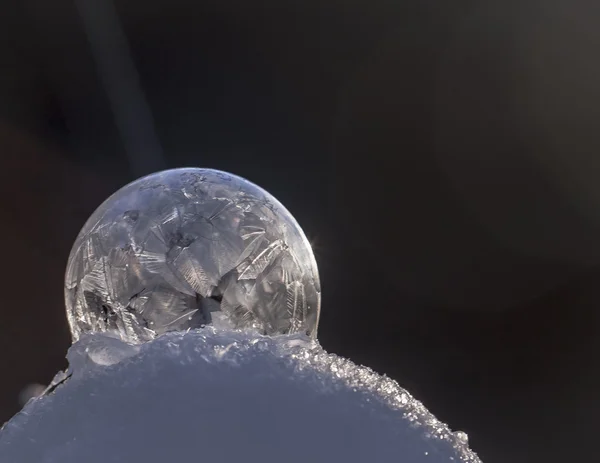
[65,168,321,344]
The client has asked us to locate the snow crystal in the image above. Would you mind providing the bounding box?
[0,329,481,463]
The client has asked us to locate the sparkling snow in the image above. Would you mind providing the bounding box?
[0,328,481,463]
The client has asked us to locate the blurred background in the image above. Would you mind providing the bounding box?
[2,0,600,462]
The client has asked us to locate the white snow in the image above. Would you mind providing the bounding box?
[0,328,481,463]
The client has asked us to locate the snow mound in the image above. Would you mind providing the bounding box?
[0,329,481,463]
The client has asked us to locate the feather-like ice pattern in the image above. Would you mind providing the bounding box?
[79,258,110,299]
[238,239,284,280]
[210,230,244,276]
[286,280,306,325]
[175,246,216,296]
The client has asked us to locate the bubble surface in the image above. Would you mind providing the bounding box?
[65,168,321,343]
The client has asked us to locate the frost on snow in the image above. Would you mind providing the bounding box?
[0,329,481,463]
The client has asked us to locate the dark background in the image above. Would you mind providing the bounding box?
[2,1,600,462]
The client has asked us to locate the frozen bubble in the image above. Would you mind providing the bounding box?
[64,168,321,344]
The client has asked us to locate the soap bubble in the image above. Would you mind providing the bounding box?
[65,168,321,344]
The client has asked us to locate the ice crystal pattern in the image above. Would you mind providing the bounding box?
[65,168,321,343]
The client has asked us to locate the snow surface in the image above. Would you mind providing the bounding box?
[0,328,481,463]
